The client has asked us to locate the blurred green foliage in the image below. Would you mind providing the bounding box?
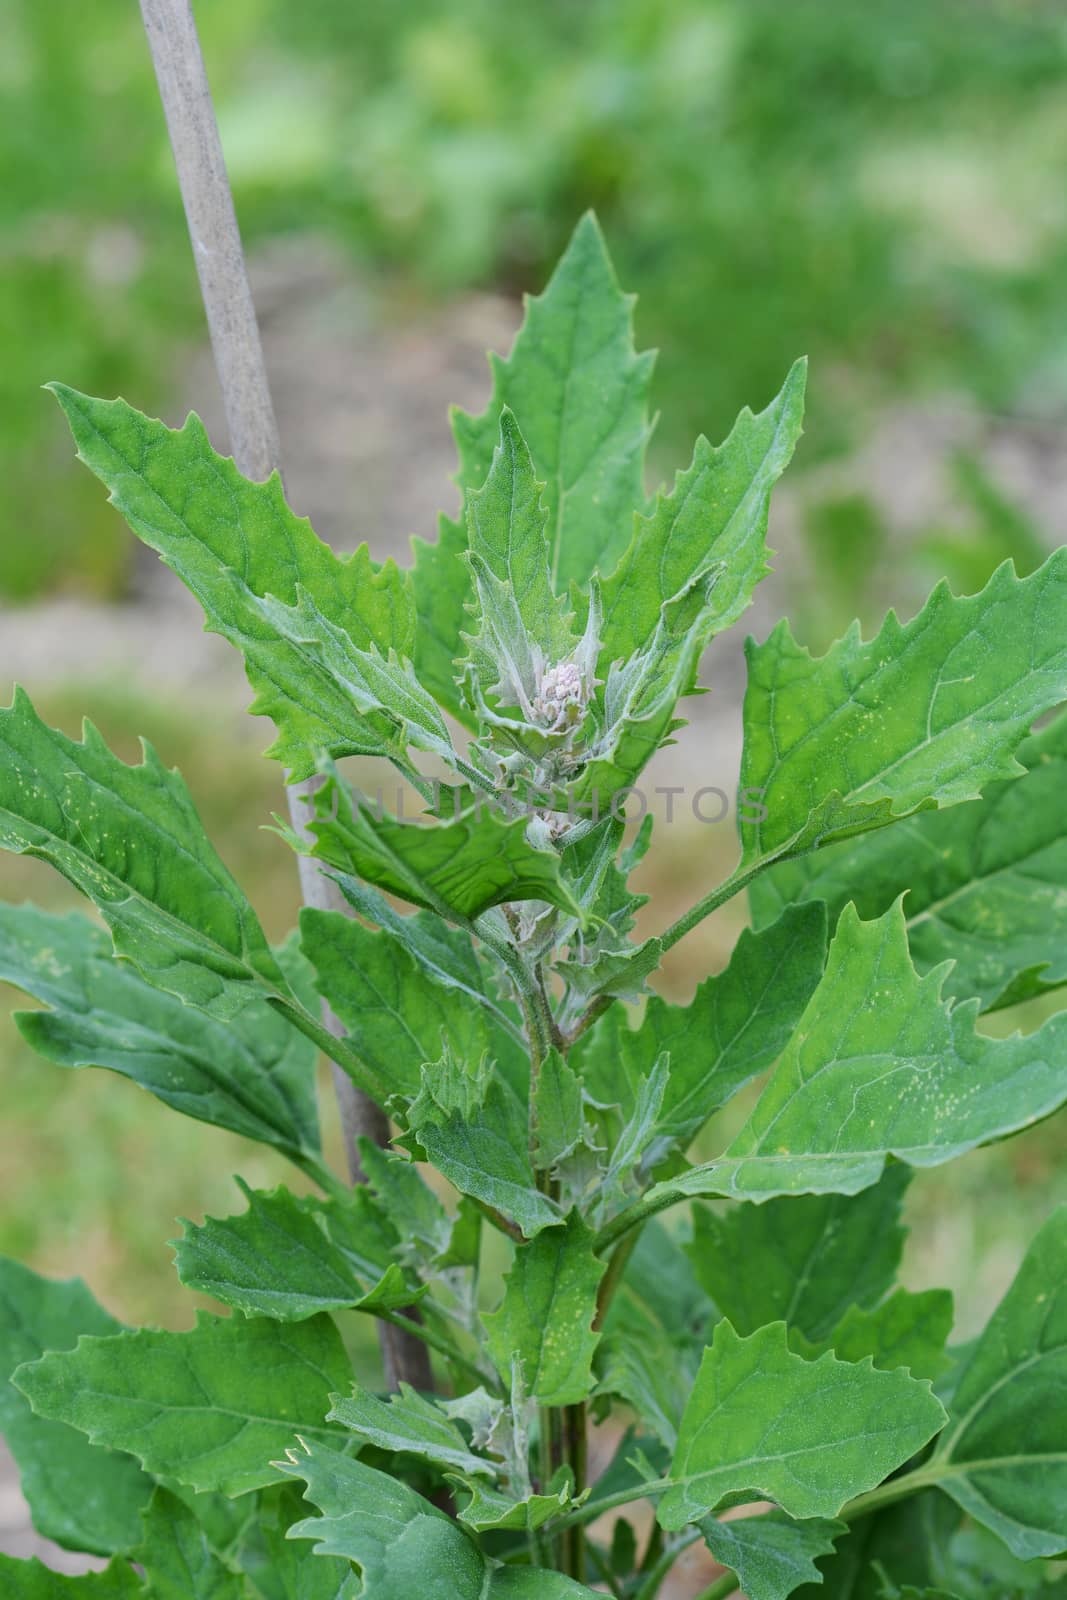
[4,0,1067,598]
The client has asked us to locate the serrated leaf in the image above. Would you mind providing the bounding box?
[0,906,320,1162]
[595,1305,698,1452]
[300,906,523,1106]
[659,1321,946,1530]
[750,714,1067,1014]
[411,214,652,718]
[598,357,806,671]
[651,902,1067,1205]
[798,1289,954,1381]
[0,1257,152,1556]
[408,1072,563,1239]
[450,1476,574,1533]
[304,771,582,923]
[51,385,417,782]
[576,902,827,1148]
[0,692,290,1020]
[462,408,576,712]
[279,1440,598,1598]
[15,1311,352,1496]
[0,1557,143,1599]
[457,212,654,594]
[594,1052,671,1216]
[174,1182,415,1321]
[739,553,1067,872]
[255,1485,360,1600]
[927,1205,1067,1559]
[700,1510,844,1600]
[328,1383,492,1477]
[688,1168,912,1343]
[532,1051,585,1170]
[485,1215,606,1404]
[136,1487,245,1600]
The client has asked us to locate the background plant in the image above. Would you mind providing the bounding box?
[3,204,1067,1598]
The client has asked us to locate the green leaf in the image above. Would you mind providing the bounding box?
[355,1141,455,1266]
[0,1558,142,1599]
[0,692,289,1020]
[652,902,1067,1205]
[485,1215,606,1404]
[328,1383,492,1477]
[304,771,582,923]
[174,1182,415,1321]
[279,1440,598,1598]
[0,906,320,1162]
[659,1320,946,1530]
[532,1051,585,1171]
[750,714,1067,1014]
[927,1205,1067,1559]
[255,1485,360,1600]
[700,1510,844,1600]
[598,357,806,670]
[738,552,1067,871]
[136,1487,245,1600]
[0,1257,152,1556]
[798,1289,954,1381]
[300,907,522,1106]
[576,902,827,1147]
[595,1304,698,1452]
[450,1477,574,1533]
[408,1070,563,1239]
[688,1168,912,1342]
[458,212,653,594]
[15,1311,352,1496]
[51,385,417,783]
[462,408,576,711]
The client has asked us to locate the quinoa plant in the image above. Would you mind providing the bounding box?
[2,213,1067,1600]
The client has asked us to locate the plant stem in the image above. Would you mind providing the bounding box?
[658,861,762,954]
[691,1573,740,1600]
[136,0,430,1393]
[595,1186,680,1256]
[371,1308,490,1389]
[594,1228,641,1328]
[563,1402,588,1581]
[632,1529,700,1600]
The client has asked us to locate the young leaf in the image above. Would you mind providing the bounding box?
[927,1205,1067,1559]
[303,771,583,923]
[136,1486,245,1600]
[0,1257,152,1556]
[462,408,577,714]
[576,901,827,1147]
[51,385,419,782]
[738,552,1067,871]
[173,1182,416,1321]
[0,1558,143,1599]
[0,692,289,1020]
[485,1215,606,1405]
[449,1476,574,1534]
[595,1302,698,1452]
[659,1320,946,1530]
[300,907,523,1105]
[407,1071,563,1239]
[328,1383,493,1477]
[279,1440,598,1597]
[598,357,806,671]
[700,1510,844,1600]
[457,212,653,594]
[15,1311,352,1496]
[653,901,1067,1205]
[688,1167,911,1342]
[0,907,320,1163]
[256,1484,360,1600]
[411,214,652,716]
[750,714,1067,1014]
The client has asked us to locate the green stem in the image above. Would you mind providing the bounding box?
[594,1186,680,1256]
[658,861,761,954]
[839,1462,942,1522]
[691,1573,740,1600]
[563,1402,588,1581]
[368,1308,492,1390]
[632,1529,701,1600]
[594,1228,641,1328]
